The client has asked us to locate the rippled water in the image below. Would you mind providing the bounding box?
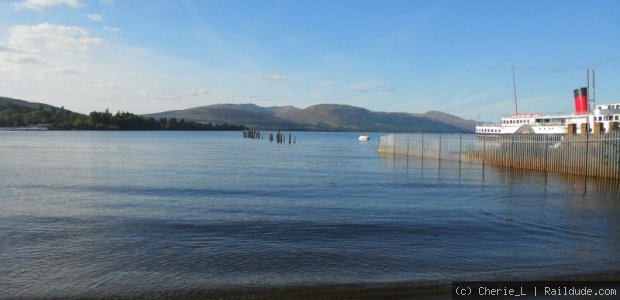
[0,131,619,298]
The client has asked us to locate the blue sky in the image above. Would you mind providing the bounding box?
[0,0,618,121]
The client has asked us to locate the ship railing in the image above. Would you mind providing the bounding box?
[500,111,582,119]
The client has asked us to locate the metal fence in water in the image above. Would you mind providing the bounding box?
[377,132,620,179]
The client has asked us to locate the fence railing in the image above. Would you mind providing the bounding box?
[377,133,620,179]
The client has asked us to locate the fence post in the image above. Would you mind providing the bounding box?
[421,133,424,165]
[459,134,463,170]
[544,135,549,183]
[483,138,486,174]
[438,134,442,162]
[585,131,590,179]
[393,134,396,157]
[406,133,410,156]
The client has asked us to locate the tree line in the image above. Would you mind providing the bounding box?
[0,104,245,131]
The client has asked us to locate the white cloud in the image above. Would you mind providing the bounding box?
[190,88,209,96]
[258,74,287,82]
[346,80,399,94]
[157,94,181,101]
[87,14,103,22]
[45,67,80,75]
[12,0,83,10]
[376,84,400,92]
[103,26,121,33]
[71,78,119,89]
[0,44,18,52]
[8,23,104,54]
[96,81,118,89]
[0,52,43,64]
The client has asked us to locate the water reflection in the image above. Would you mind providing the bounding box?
[379,153,620,278]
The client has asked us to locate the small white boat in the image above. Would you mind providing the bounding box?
[358,134,370,141]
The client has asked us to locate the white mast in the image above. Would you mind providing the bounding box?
[512,66,519,114]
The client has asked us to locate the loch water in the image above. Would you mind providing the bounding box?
[1,131,619,298]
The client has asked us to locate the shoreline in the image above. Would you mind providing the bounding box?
[25,272,620,300]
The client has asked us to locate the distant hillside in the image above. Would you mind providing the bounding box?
[267,105,303,119]
[146,103,474,133]
[145,104,303,130]
[0,96,58,112]
[417,110,476,132]
[0,96,244,131]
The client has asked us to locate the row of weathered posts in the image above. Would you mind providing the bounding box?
[377,132,620,180]
[242,129,297,144]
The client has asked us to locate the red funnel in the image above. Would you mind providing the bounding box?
[573,87,588,114]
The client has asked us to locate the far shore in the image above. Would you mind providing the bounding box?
[38,272,620,300]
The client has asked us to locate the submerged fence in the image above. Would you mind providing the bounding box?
[377,133,620,179]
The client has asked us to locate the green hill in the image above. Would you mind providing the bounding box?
[146,103,474,133]
[145,104,303,130]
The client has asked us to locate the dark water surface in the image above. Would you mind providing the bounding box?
[1,131,619,298]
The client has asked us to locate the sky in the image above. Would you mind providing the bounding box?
[0,0,619,121]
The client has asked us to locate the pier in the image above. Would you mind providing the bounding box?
[377,132,620,180]
[242,129,297,144]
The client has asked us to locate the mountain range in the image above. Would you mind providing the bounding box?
[1,96,476,132]
[145,103,476,133]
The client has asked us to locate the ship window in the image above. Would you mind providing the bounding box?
[616,115,619,120]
